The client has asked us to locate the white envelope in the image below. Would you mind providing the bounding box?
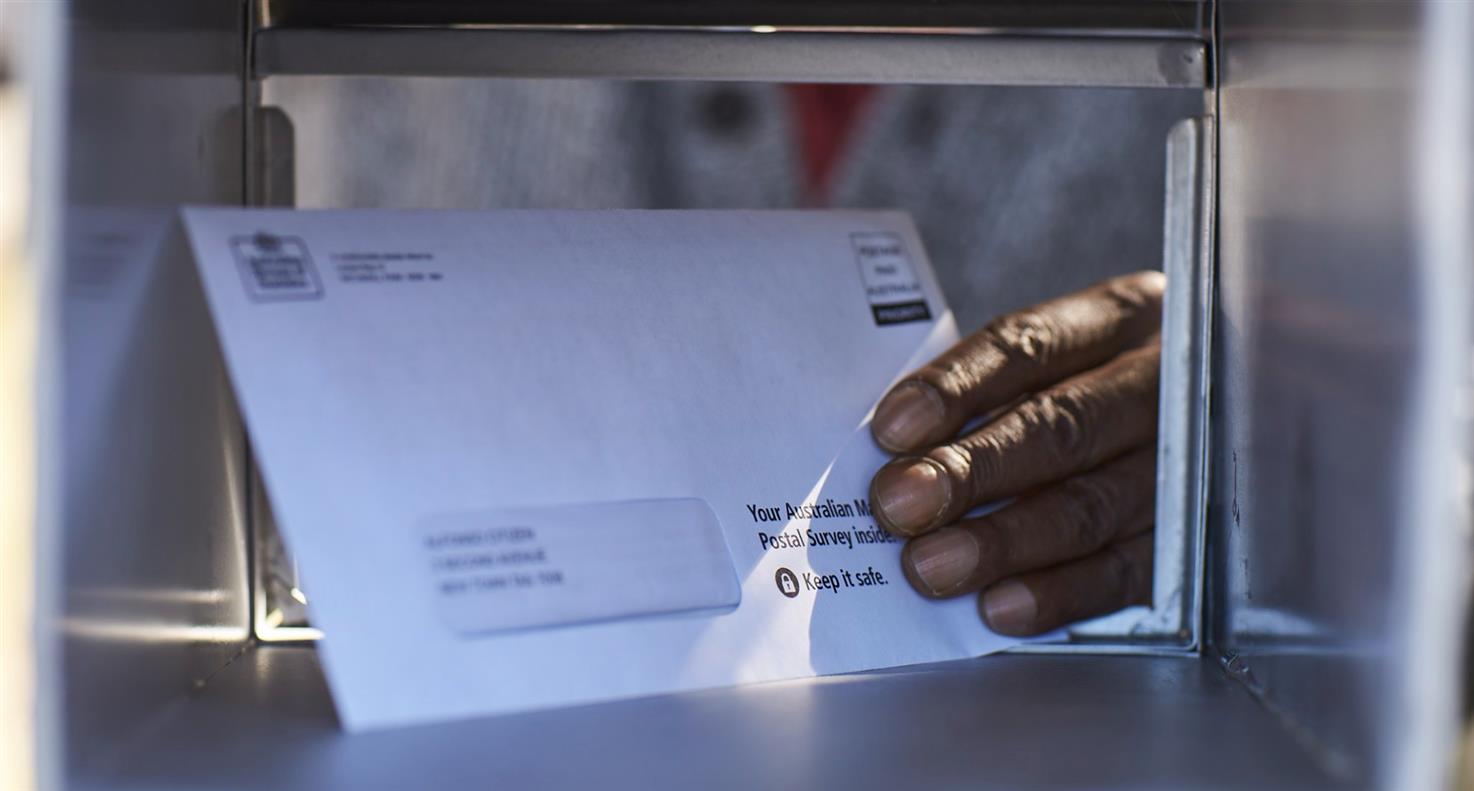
[180,208,1018,731]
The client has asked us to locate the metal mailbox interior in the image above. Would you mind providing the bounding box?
[40,1,1469,790]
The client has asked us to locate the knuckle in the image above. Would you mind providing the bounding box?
[1056,477,1120,550]
[982,311,1059,369]
[931,354,973,383]
[1023,389,1096,465]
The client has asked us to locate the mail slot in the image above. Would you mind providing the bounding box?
[9,0,1470,789]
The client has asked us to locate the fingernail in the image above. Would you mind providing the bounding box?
[905,529,979,596]
[982,581,1038,635]
[872,382,945,452]
[871,458,950,536]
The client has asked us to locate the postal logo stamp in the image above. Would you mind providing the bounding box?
[851,231,932,326]
[232,232,323,302]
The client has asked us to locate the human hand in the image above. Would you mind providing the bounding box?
[868,272,1164,636]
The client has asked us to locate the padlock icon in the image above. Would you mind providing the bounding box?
[775,567,800,598]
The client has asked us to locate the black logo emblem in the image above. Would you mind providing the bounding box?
[774,567,800,598]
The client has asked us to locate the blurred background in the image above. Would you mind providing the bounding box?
[2,5,38,791]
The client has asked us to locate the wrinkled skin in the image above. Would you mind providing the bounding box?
[868,271,1163,636]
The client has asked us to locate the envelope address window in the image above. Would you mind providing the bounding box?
[419,499,741,635]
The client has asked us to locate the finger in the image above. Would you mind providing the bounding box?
[899,446,1155,598]
[871,271,1164,453]
[979,531,1155,637]
[870,341,1159,537]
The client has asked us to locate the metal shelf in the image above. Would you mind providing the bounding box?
[253,27,1208,88]
[81,648,1335,789]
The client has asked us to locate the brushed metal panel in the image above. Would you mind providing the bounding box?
[1212,1,1471,786]
[267,0,1208,33]
[49,0,252,783]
